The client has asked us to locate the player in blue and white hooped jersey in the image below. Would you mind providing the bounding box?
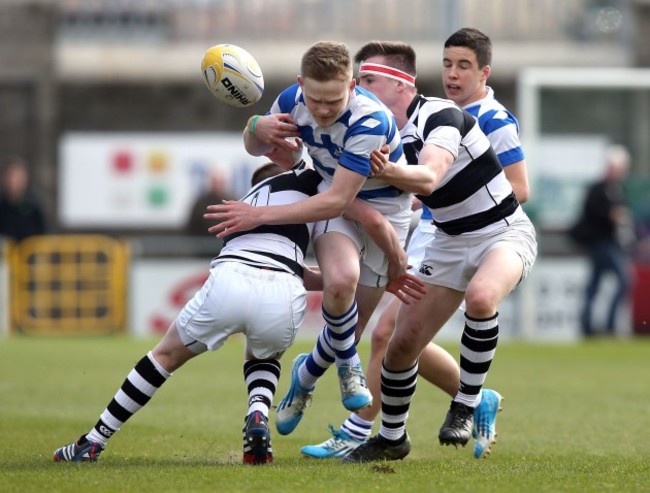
[443,27,529,204]
[206,41,416,436]
[342,40,538,464]
[440,27,530,459]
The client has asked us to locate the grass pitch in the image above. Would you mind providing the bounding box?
[1,335,649,492]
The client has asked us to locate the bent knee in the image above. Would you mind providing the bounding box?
[323,278,357,304]
[464,290,499,317]
[387,327,421,362]
[370,321,394,349]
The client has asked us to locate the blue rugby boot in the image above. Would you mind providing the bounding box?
[275,353,314,435]
[472,389,503,459]
[337,362,372,411]
[301,424,365,459]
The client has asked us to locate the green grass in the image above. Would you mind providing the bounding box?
[1,335,649,492]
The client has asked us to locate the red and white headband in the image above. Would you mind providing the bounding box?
[358,63,416,87]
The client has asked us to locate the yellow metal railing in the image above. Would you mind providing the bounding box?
[8,235,128,335]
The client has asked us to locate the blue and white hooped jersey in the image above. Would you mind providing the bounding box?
[463,86,524,168]
[270,83,410,215]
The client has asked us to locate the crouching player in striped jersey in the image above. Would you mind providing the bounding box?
[52,162,422,465]
[342,41,538,463]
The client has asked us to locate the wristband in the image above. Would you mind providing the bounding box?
[248,115,261,137]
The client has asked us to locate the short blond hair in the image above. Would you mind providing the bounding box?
[301,41,352,82]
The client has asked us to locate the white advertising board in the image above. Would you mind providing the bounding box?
[128,257,631,342]
[58,132,268,229]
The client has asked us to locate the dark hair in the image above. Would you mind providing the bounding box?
[444,28,492,68]
[301,41,352,82]
[251,162,283,186]
[354,41,417,77]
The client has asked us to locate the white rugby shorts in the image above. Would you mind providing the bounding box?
[416,215,538,291]
[312,209,410,287]
[406,220,437,274]
[175,262,307,359]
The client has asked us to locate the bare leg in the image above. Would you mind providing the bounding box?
[152,321,201,372]
[417,343,460,397]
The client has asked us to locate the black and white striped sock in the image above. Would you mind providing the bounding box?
[378,360,418,442]
[457,313,499,408]
[85,351,171,446]
[244,359,280,417]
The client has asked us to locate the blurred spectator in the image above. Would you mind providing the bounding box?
[569,145,635,337]
[0,156,47,242]
[185,168,235,236]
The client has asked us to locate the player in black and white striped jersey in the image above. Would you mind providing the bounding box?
[52,160,422,466]
[52,162,320,465]
[343,41,538,463]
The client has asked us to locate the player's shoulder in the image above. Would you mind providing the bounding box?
[351,86,392,115]
[354,85,383,103]
[287,165,322,186]
[473,98,510,117]
[347,87,394,129]
[472,101,519,137]
[413,94,464,122]
[419,94,458,110]
[413,95,462,122]
[257,166,321,193]
[275,83,302,112]
[290,167,322,195]
[466,89,518,124]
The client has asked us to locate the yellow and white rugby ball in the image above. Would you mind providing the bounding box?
[201,44,264,108]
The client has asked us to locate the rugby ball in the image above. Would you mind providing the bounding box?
[201,44,264,108]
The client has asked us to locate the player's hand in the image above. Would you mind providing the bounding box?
[205,201,260,238]
[387,250,408,285]
[253,114,300,153]
[264,138,304,170]
[370,144,390,176]
[386,272,426,304]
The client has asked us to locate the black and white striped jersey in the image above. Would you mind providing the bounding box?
[402,95,520,236]
[212,168,322,277]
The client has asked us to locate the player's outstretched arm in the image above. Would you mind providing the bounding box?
[205,166,365,237]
